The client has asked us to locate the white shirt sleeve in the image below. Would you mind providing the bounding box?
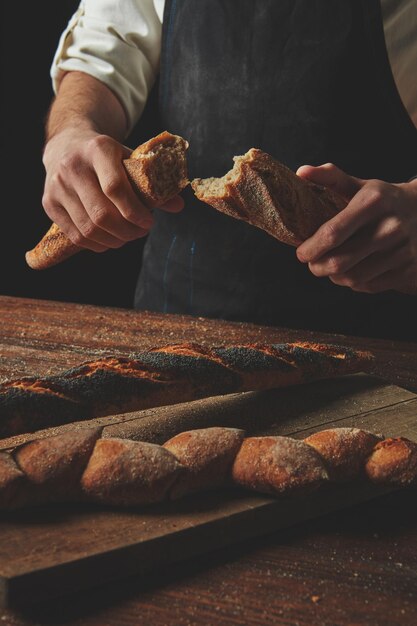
[50,0,163,134]
[381,0,417,130]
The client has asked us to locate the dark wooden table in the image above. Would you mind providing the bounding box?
[1,295,416,626]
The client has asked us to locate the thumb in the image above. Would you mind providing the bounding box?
[296,163,365,200]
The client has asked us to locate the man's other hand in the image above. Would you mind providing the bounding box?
[296,163,417,295]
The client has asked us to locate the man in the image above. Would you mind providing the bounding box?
[42,0,417,338]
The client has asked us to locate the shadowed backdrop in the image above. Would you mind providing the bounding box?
[1,2,160,308]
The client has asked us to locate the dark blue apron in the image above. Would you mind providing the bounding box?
[134,0,417,340]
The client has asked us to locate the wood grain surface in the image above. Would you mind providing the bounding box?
[0,295,417,626]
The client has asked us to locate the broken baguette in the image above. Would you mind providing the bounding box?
[26,131,189,270]
[192,148,346,246]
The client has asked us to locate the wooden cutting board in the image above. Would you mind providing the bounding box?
[0,373,416,609]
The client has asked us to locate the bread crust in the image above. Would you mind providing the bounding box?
[81,438,183,506]
[14,427,102,504]
[365,437,417,486]
[0,427,415,511]
[231,436,329,495]
[305,428,382,481]
[192,149,346,246]
[163,427,245,498]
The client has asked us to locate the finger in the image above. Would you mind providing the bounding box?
[43,175,122,249]
[158,196,185,213]
[42,201,108,253]
[55,175,128,248]
[93,151,154,230]
[346,263,417,295]
[296,163,364,200]
[76,170,150,242]
[308,218,406,277]
[329,244,412,288]
[297,182,387,263]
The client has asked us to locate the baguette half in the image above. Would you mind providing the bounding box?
[192,149,346,246]
[26,131,189,270]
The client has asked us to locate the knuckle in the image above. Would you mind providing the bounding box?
[120,206,139,223]
[381,217,402,240]
[326,256,344,274]
[89,207,108,227]
[60,154,79,174]
[42,192,55,212]
[102,177,123,198]
[48,171,65,189]
[87,134,114,154]
[364,180,385,206]
[69,231,86,247]
[321,222,340,247]
[79,221,96,239]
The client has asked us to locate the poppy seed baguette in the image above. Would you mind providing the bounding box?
[0,341,373,438]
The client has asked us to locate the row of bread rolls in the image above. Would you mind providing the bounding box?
[0,426,416,511]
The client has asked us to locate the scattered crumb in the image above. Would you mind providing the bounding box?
[311,595,322,603]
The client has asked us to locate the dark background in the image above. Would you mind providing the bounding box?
[1,2,160,309]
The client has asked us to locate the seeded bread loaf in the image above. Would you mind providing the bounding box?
[0,341,373,438]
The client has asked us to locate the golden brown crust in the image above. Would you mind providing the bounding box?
[26,131,189,270]
[192,149,346,246]
[0,342,373,438]
[81,438,183,506]
[163,427,245,498]
[25,223,81,271]
[0,427,416,511]
[14,427,102,504]
[365,437,417,487]
[304,428,382,482]
[231,436,329,495]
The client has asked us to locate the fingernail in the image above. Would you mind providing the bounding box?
[296,248,307,262]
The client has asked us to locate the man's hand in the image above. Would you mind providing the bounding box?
[296,163,417,295]
[42,128,184,253]
[41,72,183,253]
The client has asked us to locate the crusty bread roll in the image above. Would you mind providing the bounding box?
[0,427,416,511]
[0,341,373,438]
[192,148,346,246]
[81,438,183,506]
[365,437,417,487]
[163,427,245,498]
[304,428,382,482]
[231,436,329,495]
[14,427,102,504]
[26,131,189,270]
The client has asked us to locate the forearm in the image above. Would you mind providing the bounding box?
[46,71,128,142]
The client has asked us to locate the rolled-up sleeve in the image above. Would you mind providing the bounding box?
[51,0,162,134]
